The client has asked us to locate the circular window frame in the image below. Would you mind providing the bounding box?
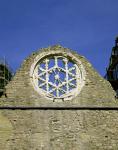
[30,50,86,101]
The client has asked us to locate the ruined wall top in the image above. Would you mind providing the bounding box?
[0,45,116,106]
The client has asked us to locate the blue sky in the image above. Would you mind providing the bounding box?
[0,0,118,76]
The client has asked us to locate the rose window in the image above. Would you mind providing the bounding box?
[31,55,85,100]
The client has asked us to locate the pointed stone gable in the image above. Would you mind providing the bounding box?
[0,45,118,150]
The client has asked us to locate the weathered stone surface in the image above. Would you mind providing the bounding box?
[1,110,118,150]
[0,45,117,150]
[1,45,116,106]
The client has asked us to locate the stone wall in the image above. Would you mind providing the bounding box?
[0,110,118,150]
[1,45,116,106]
[0,45,118,150]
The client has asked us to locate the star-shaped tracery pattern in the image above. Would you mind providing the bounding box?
[33,56,81,99]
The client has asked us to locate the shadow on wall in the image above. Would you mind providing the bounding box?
[0,58,13,97]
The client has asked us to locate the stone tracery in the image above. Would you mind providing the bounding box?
[32,55,83,100]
